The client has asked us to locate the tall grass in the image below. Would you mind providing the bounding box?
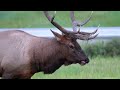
[31,56,120,79]
[0,11,120,28]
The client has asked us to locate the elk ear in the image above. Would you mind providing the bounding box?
[51,30,62,41]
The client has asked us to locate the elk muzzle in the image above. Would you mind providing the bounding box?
[79,58,89,66]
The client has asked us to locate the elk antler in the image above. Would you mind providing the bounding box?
[44,11,77,35]
[70,11,93,32]
[43,11,99,40]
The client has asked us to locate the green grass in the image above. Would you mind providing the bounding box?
[31,56,120,79]
[0,11,120,28]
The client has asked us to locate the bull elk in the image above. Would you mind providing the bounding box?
[0,11,98,79]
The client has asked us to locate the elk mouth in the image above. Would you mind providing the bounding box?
[79,61,87,66]
[64,60,89,66]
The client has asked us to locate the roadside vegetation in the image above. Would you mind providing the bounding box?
[83,39,120,58]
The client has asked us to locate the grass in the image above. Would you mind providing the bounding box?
[0,11,120,79]
[31,56,120,79]
[0,11,120,28]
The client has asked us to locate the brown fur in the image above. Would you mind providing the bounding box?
[0,30,89,79]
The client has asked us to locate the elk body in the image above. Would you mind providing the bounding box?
[0,11,98,79]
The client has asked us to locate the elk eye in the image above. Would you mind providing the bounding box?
[69,45,74,49]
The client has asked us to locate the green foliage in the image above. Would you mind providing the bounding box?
[0,11,120,28]
[104,39,120,56]
[83,39,120,57]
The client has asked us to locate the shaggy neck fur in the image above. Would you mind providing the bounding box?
[32,37,66,74]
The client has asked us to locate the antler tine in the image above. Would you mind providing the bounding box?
[87,33,99,40]
[75,24,100,40]
[75,24,99,40]
[78,24,100,35]
[44,11,67,33]
[70,11,93,32]
[44,11,69,34]
[70,11,78,32]
[80,11,93,26]
[44,11,78,35]
[75,33,99,40]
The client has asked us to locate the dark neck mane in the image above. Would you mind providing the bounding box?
[32,37,66,74]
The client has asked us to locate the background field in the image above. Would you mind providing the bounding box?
[0,11,120,28]
[0,11,120,79]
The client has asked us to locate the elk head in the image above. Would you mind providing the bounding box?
[44,11,99,66]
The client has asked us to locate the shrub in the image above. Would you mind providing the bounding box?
[82,39,120,58]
